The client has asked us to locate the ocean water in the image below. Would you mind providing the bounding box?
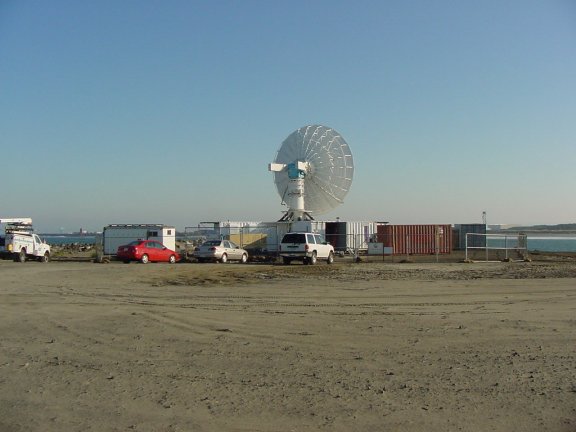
[526,235,576,252]
[41,235,97,246]
[486,234,576,253]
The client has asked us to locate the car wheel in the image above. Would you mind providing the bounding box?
[327,252,334,265]
[40,252,50,263]
[169,255,176,264]
[240,253,248,264]
[220,253,228,263]
[140,254,149,264]
[308,252,317,265]
[283,257,291,265]
[18,249,26,263]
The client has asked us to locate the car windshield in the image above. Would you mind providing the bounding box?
[203,240,222,246]
[127,240,144,246]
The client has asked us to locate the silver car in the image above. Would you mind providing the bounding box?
[193,239,249,263]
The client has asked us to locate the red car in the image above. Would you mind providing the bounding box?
[116,240,180,264]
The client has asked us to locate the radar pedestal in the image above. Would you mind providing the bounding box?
[268,161,312,220]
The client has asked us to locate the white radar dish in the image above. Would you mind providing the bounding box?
[268,125,354,221]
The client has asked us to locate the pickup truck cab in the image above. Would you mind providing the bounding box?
[279,232,334,265]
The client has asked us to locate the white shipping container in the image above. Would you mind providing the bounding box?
[102,224,176,255]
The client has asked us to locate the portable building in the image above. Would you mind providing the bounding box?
[102,224,176,255]
[376,224,452,255]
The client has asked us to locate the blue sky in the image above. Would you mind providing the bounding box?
[1,0,575,232]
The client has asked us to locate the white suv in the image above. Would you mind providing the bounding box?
[279,232,334,265]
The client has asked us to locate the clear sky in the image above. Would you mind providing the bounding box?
[1,0,575,232]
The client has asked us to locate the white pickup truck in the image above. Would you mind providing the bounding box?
[0,218,51,263]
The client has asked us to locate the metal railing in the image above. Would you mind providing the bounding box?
[465,233,528,262]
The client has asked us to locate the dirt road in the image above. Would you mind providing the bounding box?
[1,260,575,431]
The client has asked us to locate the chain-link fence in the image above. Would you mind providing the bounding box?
[465,233,528,262]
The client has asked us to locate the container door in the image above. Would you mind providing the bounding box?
[325,222,347,252]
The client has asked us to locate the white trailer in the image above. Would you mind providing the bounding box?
[102,224,176,255]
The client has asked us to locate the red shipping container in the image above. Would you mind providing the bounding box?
[376,224,452,255]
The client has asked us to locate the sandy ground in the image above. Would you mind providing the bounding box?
[0,258,575,432]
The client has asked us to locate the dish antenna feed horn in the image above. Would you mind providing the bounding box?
[268,125,354,221]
